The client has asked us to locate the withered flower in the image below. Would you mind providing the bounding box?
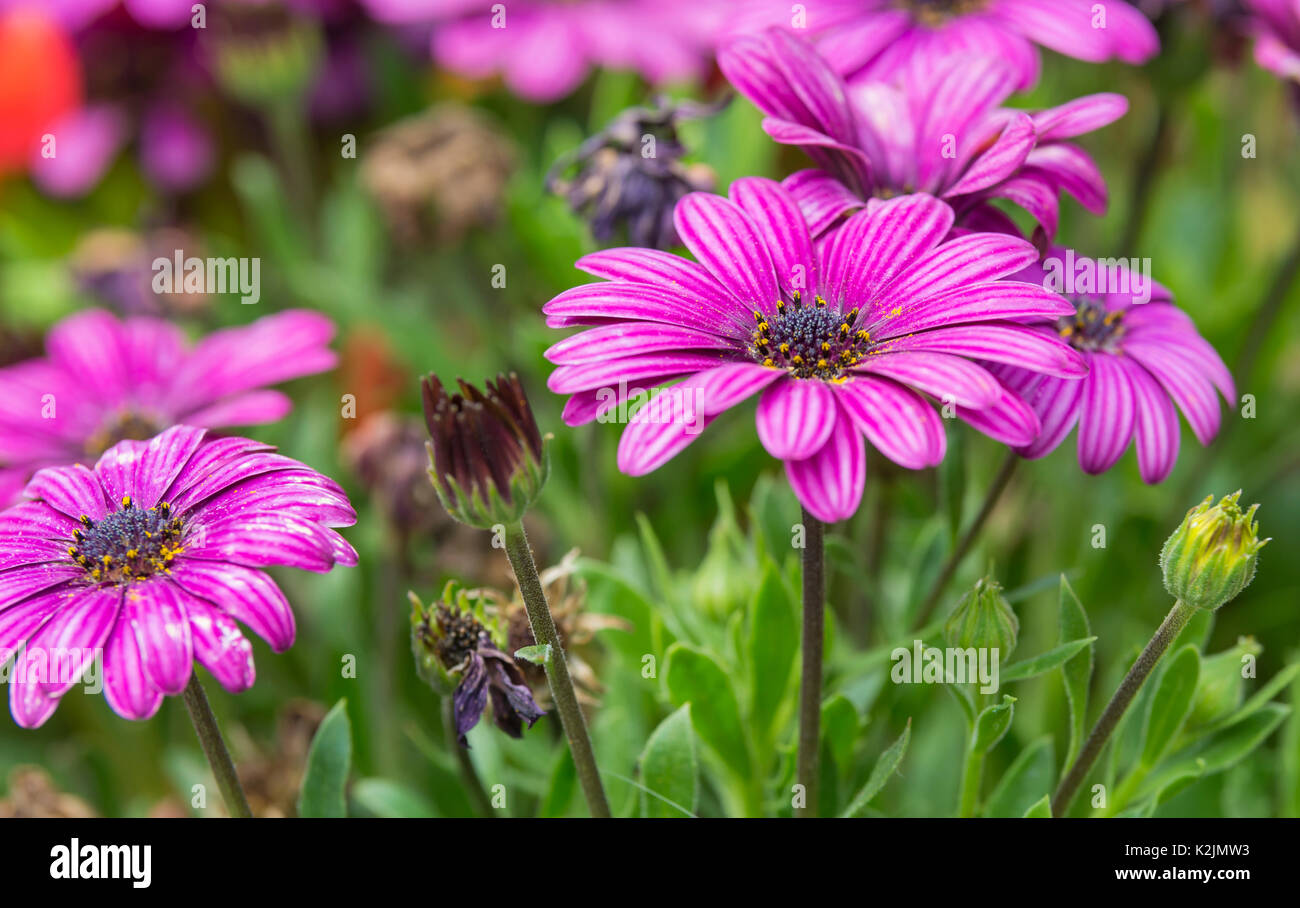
[546,95,723,250]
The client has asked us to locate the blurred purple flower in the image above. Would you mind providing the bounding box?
[788,0,1159,90]
[0,424,356,727]
[0,309,337,504]
[364,0,722,101]
[28,104,128,198]
[1244,0,1300,81]
[544,179,1086,522]
[138,102,214,193]
[988,248,1234,482]
[720,29,1127,241]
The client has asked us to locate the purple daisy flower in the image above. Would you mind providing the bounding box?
[988,247,1234,482]
[543,178,1087,522]
[1244,0,1300,83]
[0,425,357,727]
[362,0,724,101]
[0,309,338,504]
[774,0,1159,91]
[719,28,1128,241]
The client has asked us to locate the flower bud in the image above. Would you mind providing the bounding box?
[1188,636,1262,728]
[1161,492,1268,610]
[944,574,1018,662]
[420,372,549,530]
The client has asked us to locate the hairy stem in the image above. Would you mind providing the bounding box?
[1052,600,1197,817]
[958,743,984,819]
[182,674,253,819]
[443,697,495,817]
[797,509,826,818]
[503,521,611,818]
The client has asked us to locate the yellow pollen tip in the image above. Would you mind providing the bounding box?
[101,555,112,565]
[121,496,132,508]
[763,358,775,368]
[817,359,828,370]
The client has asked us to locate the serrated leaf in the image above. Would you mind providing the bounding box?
[842,720,911,817]
[639,705,698,818]
[973,696,1016,754]
[298,699,351,818]
[1001,637,1097,683]
[513,644,552,666]
[1141,645,1200,768]
[747,562,797,742]
[1022,794,1052,818]
[985,736,1055,818]
[665,644,751,777]
[1058,575,1093,769]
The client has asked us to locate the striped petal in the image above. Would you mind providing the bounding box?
[102,599,164,721]
[125,580,193,696]
[1120,357,1180,484]
[674,193,780,316]
[784,410,866,523]
[755,378,837,460]
[855,351,1002,409]
[835,376,945,469]
[1077,354,1136,474]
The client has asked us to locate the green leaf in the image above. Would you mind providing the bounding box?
[972,696,1017,754]
[351,779,437,818]
[638,705,698,818]
[1022,795,1053,818]
[1058,575,1093,769]
[298,699,351,818]
[1200,662,1300,737]
[1138,704,1291,802]
[513,644,552,666]
[1141,645,1200,768]
[842,719,911,817]
[1001,637,1097,683]
[665,644,751,777]
[747,563,798,742]
[985,736,1056,818]
[821,695,859,774]
[540,750,577,818]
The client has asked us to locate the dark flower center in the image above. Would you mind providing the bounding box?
[432,604,490,669]
[901,0,986,24]
[86,411,166,457]
[1059,299,1126,352]
[68,498,184,584]
[749,293,871,380]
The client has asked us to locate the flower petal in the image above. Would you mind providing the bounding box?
[855,351,1002,409]
[674,192,780,316]
[756,378,837,460]
[835,376,945,469]
[123,580,193,696]
[1077,354,1136,474]
[784,410,865,523]
[1119,357,1180,484]
[169,561,295,652]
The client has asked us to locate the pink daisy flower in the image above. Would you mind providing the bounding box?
[0,309,337,504]
[543,178,1087,522]
[719,28,1128,241]
[362,0,723,102]
[0,425,357,727]
[787,0,1159,90]
[989,248,1234,482]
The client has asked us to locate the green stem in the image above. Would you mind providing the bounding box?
[1099,765,1149,818]
[913,452,1018,629]
[503,521,611,818]
[443,697,495,818]
[796,508,826,818]
[958,743,984,819]
[182,674,253,818]
[1051,599,1197,817]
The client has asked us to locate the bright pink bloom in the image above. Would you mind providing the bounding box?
[0,310,337,503]
[989,248,1234,482]
[0,425,356,727]
[1243,0,1300,82]
[774,0,1159,90]
[543,179,1086,522]
[720,28,1127,240]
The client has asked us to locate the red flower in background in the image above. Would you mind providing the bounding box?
[0,6,82,176]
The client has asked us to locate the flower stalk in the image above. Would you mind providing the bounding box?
[503,521,611,818]
[181,674,253,819]
[796,508,826,818]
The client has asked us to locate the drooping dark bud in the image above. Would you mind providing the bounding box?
[420,372,549,530]
[546,95,725,250]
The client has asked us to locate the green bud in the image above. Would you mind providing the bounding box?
[944,574,1019,662]
[1188,636,1262,728]
[1160,492,1269,610]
